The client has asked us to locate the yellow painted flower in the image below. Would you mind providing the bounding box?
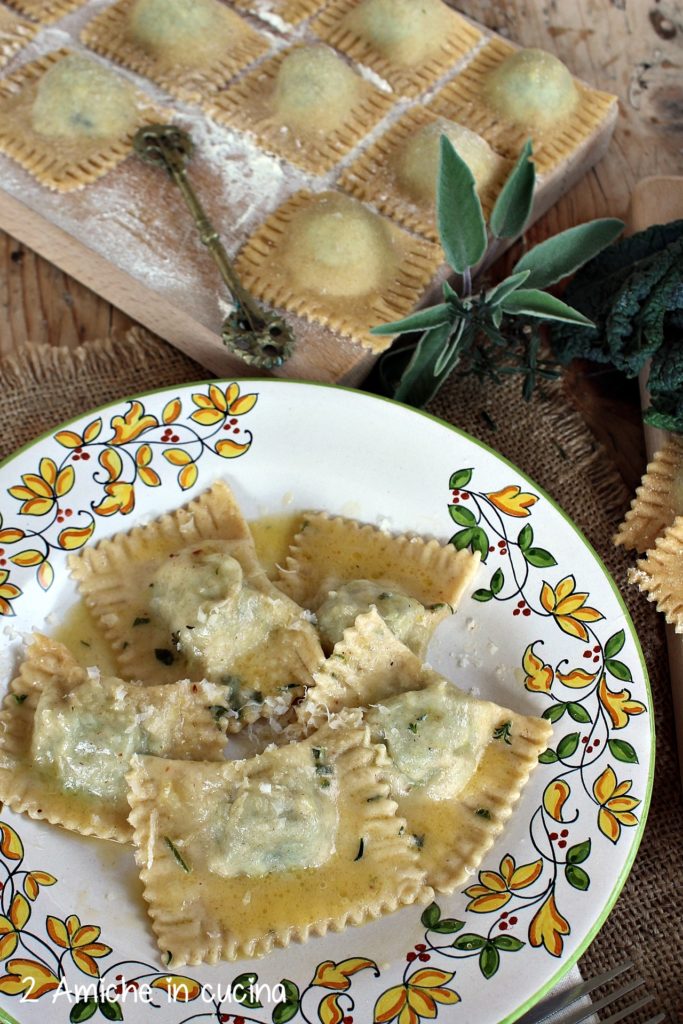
[0,822,23,860]
[464,853,543,912]
[540,576,603,642]
[543,780,571,822]
[23,870,56,902]
[523,642,553,693]
[110,401,158,445]
[46,914,111,977]
[8,459,73,516]
[593,766,640,843]
[319,992,346,1024]
[487,485,538,518]
[92,482,136,517]
[374,968,459,1023]
[0,959,60,999]
[0,570,21,617]
[150,975,201,1001]
[191,383,258,426]
[599,675,646,730]
[556,666,596,689]
[0,894,31,960]
[313,957,377,990]
[529,892,570,958]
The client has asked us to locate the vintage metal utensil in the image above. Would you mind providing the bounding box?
[133,123,295,370]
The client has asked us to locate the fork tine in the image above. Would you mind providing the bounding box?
[558,977,646,1024]
[515,961,634,1023]
[602,992,654,1023]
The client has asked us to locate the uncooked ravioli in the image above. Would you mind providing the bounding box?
[484,47,578,128]
[273,45,363,132]
[345,0,456,66]
[31,54,139,138]
[396,118,500,204]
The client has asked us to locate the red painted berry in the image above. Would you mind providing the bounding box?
[593,738,600,747]
[549,832,558,841]
[453,498,460,504]
[171,434,180,443]
[581,737,588,744]
[406,952,416,962]
[513,609,520,616]
[65,509,73,517]
[344,1017,354,1024]
[517,601,525,608]
[0,550,4,556]
[74,447,83,454]
[415,943,427,951]
[234,1017,245,1024]
[234,428,241,434]
[0,560,6,567]
[499,921,508,931]
[583,651,592,659]
[560,829,568,838]
[558,840,567,849]
[462,493,470,500]
[230,418,238,425]
[418,953,430,962]
[501,547,508,555]
[489,546,495,552]
[509,917,518,926]
[81,452,90,461]
[452,489,459,496]
[523,609,531,616]
[498,540,506,548]
[593,645,600,653]
[586,745,593,753]
[593,656,600,663]
[500,912,508,919]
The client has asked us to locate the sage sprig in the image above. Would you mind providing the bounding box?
[371,136,624,408]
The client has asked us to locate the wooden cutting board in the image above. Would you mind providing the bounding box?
[0,1,616,382]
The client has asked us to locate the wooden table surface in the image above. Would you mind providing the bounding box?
[1,0,681,490]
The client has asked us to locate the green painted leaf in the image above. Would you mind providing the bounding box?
[606,658,632,682]
[567,838,591,864]
[453,933,486,951]
[608,738,639,764]
[542,704,566,724]
[421,901,441,929]
[565,864,590,891]
[69,1001,97,1024]
[517,524,533,551]
[567,702,592,723]
[539,747,559,764]
[370,302,452,336]
[490,568,504,595]
[437,134,487,272]
[472,588,493,602]
[523,546,557,568]
[470,527,490,560]
[485,269,531,307]
[450,527,475,550]
[272,980,300,1024]
[513,219,624,289]
[502,289,595,326]
[232,973,262,1009]
[479,942,501,979]
[604,629,625,659]
[450,468,473,488]
[432,918,464,934]
[557,732,580,759]
[99,1002,124,1022]
[490,140,535,239]
[449,505,476,527]
[492,935,525,952]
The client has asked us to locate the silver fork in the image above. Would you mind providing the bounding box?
[515,961,667,1024]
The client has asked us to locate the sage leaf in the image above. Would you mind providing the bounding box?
[486,269,531,307]
[490,140,535,239]
[437,134,487,273]
[513,219,624,289]
[434,316,466,375]
[501,289,595,326]
[370,302,452,336]
[393,321,453,406]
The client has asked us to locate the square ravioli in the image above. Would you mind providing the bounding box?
[206,43,394,175]
[127,719,431,965]
[615,437,683,553]
[0,634,229,842]
[310,0,481,98]
[69,481,324,729]
[339,106,510,243]
[297,611,553,892]
[234,190,443,351]
[276,511,480,656]
[231,0,321,27]
[428,38,618,176]
[0,7,37,69]
[81,0,269,105]
[0,49,158,192]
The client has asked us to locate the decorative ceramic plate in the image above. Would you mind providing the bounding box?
[0,380,652,1024]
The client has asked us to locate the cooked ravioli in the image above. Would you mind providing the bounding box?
[127,719,430,964]
[297,612,553,891]
[31,54,140,139]
[615,437,683,553]
[0,634,228,842]
[484,47,578,128]
[316,578,439,655]
[69,482,323,729]
[345,0,459,66]
[365,682,493,799]
[396,119,500,205]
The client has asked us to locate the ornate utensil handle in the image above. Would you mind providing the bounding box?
[134,124,294,370]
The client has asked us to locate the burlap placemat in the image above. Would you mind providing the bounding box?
[1,329,680,1020]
